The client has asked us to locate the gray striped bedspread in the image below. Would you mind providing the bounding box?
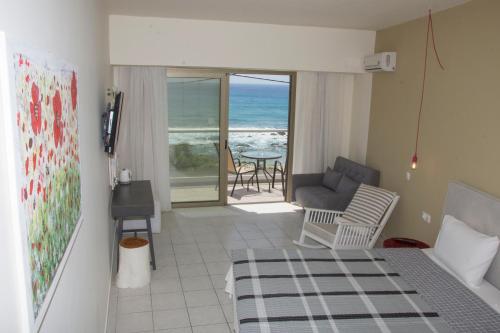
[232,248,500,333]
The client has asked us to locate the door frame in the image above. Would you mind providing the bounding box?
[167,69,229,208]
[167,67,296,207]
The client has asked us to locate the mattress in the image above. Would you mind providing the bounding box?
[229,248,500,333]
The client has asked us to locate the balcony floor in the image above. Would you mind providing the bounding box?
[171,180,285,205]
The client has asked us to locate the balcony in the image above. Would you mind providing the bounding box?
[169,128,287,204]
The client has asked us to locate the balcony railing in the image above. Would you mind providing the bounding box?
[168,128,288,186]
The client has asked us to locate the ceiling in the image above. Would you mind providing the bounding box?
[107,0,470,30]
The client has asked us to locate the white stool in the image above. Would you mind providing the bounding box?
[116,237,151,289]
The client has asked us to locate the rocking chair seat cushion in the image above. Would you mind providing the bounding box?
[295,186,352,210]
[304,222,338,244]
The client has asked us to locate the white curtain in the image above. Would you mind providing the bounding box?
[113,66,171,210]
[292,71,354,174]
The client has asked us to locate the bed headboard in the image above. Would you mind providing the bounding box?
[442,181,500,289]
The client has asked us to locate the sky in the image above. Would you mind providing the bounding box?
[230,74,290,85]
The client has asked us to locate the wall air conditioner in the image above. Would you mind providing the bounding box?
[364,52,396,72]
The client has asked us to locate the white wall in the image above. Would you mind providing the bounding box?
[0,1,111,332]
[109,15,375,73]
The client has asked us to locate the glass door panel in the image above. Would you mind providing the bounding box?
[167,73,226,204]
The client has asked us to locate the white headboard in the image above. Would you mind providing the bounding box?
[442,181,500,289]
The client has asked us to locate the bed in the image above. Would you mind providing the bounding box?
[226,182,500,332]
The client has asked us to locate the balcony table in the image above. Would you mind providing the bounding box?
[240,150,282,192]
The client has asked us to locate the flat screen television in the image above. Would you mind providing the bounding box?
[103,91,123,155]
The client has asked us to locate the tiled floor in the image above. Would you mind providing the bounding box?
[107,202,305,333]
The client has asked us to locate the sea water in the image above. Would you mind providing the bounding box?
[168,83,290,176]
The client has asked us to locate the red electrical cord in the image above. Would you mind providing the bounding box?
[412,10,445,168]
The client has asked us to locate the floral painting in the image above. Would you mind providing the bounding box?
[12,52,81,318]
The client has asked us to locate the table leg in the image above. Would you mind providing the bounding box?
[255,160,260,192]
[146,217,156,270]
[261,160,271,192]
[117,218,123,271]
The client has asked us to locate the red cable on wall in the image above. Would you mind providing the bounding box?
[411,9,445,169]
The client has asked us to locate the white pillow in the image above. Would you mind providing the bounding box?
[434,215,500,287]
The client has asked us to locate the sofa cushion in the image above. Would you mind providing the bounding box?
[336,175,360,196]
[295,186,352,211]
[333,156,380,186]
[322,168,342,191]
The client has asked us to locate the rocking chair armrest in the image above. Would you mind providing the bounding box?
[304,207,343,215]
[304,207,344,224]
[335,217,379,229]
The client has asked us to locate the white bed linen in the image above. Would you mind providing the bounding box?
[423,248,500,313]
[225,266,234,297]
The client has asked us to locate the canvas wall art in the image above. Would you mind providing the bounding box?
[11,51,82,321]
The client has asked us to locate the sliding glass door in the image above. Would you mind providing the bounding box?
[167,70,228,205]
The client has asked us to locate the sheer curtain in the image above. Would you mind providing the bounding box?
[113,66,171,210]
[292,72,354,174]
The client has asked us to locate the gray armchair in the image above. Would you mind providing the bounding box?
[292,156,380,210]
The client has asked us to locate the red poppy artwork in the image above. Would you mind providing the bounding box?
[12,52,81,320]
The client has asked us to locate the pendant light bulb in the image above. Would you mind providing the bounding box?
[411,154,418,169]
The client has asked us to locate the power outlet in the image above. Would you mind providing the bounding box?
[406,171,411,181]
[422,211,431,224]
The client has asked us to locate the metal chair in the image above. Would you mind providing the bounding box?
[215,143,257,196]
[272,154,288,197]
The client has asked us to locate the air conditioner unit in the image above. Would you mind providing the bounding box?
[364,52,396,72]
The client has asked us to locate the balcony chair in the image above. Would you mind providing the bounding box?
[215,143,257,196]
[294,184,399,249]
[271,154,288,198]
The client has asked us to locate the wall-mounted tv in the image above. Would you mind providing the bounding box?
[103,91,123,155]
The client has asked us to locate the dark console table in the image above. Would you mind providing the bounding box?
[111,180,156,270]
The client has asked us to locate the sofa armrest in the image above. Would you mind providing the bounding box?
[291,173,324,201]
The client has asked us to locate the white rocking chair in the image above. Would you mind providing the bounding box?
[294,184,400,250]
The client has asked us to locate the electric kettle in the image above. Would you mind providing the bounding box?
[119,168,132,184]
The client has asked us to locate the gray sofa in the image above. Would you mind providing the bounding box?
[292,156,380,210]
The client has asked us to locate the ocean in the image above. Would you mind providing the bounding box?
[168,82,290,176]
[229,83,289,129]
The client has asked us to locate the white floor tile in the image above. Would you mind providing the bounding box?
[188,305,226,326]
[181,276,213,291]
[175,253,204,265]
[209,275,227,289]
[201,250,230,263]
[153,308,190,330]
[245,238,274,249]
[192,323,230,333]
[205,261,231,276]
[215,288,232,305]
[116,311,153,333]
[222,303,234,323]
[151,292,186,310]
[151,266,179,280]
[184,289,219,307]
[151,278,182,294]
[178,263,208,278]
[117,295,152,314]
[156,328,192,333]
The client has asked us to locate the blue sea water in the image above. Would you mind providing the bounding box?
[229,84,290,129]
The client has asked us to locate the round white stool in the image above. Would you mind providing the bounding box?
[116,237,151,288]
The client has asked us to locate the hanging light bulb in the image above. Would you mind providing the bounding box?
[410,9,444,172]
[411,154,418,169]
